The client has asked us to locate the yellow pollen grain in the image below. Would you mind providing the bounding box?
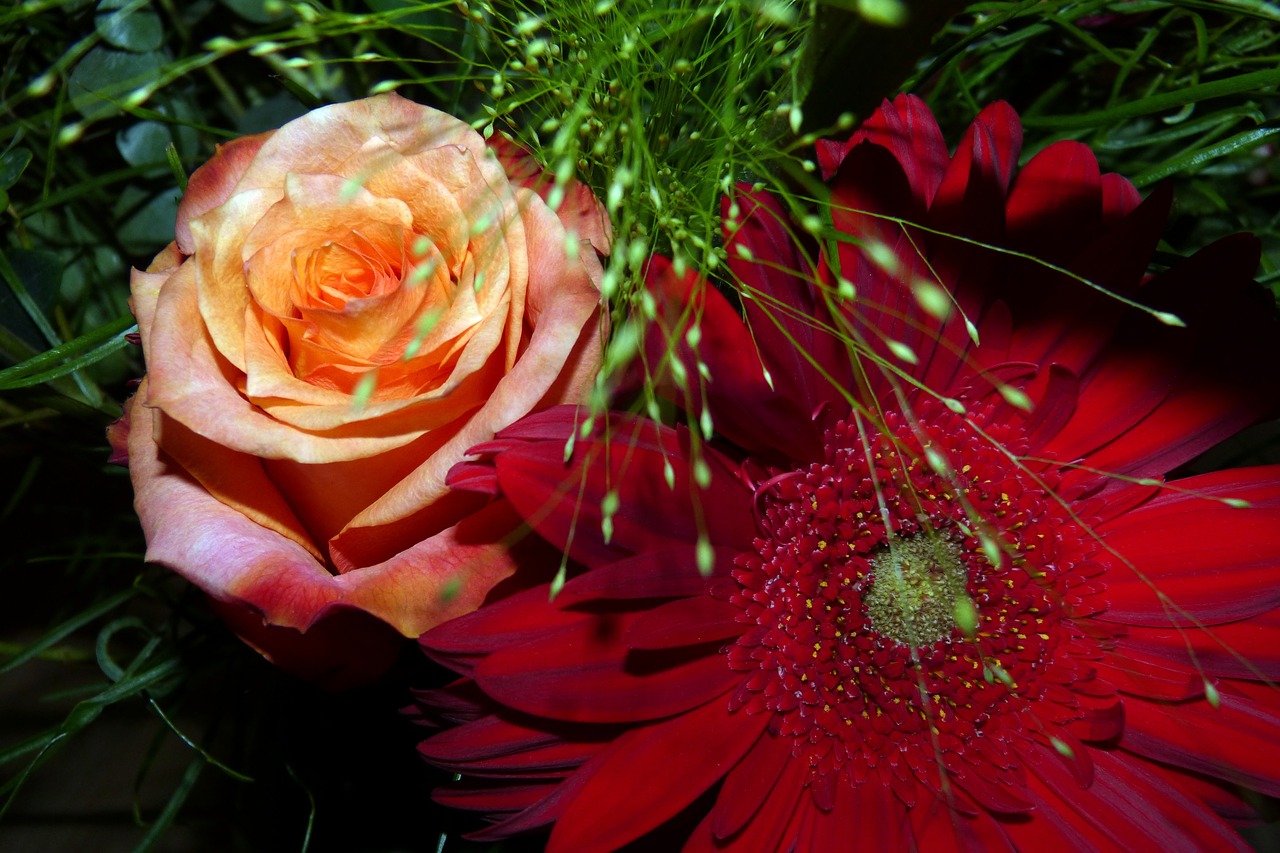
[806,599,814,609]
[818,540,828,550]
[819,580,829,588]
[824,704,832,712]
[962,465,971,473]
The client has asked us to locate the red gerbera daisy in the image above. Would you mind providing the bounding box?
[412,96,1280,851]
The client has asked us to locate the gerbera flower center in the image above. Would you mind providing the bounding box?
[725,399,1110,809]
[865,537,969,648]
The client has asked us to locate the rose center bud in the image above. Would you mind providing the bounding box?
[865,536,969,647]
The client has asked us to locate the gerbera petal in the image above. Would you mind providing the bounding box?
[556,545,734,604]
[493,411,755,567]
[1098,467,1280,626]
[418,713,606,775]
[646,255,821,458]
[475,616,738,723]
[1121,692,1280,798]
[709,732,794,840]
[1119,610,1280,681]
[626,595,744,650]
[909,789,1017,853]
[1030,744,1252,851]
[727,188,851,427]
[546,700,768,853]
[1004,140,1103,264]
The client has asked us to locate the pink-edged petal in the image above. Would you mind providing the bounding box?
[1097,466,1280,626]
[137,403,525,644]
[206,596,401,689]
[1121,691,1280,798]
[546,699,769,853]
[487,133,612,256]
[475,615,738,723]
[174,132,270,253]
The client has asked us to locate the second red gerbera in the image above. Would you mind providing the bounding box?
[412,96,1280,851]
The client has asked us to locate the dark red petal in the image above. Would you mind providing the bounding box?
[419,584,586,673]
[1119,610,1280,681]
[860,93,950,206]
[841,776,913,847]
[1098,467,1280,626]
[930,101,1021,245]
[464,744,615,842]
[908,788,1016,853]
[1062,235,1280,482]
[493,411,755,568]
[710,741,809,852]
[626,595,744,650]
[1001,185,1171,391]
[419,713,604,775]
[1121,692,1280,798]
[1099,171,1142,224]
[545,700,768,853]
[728,188,851,435]
[1093,649,1203,701]
[434,779,556,815]
[556,545,733,604]
[1005,140,1102,265]
[710,730,793,840]
[645,255,820,458]
[475,616,738,723]
[1021,746,1248,852]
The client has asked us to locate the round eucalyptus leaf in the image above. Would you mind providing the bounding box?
[69,47,165,121]
[96,0,165,53]
[117,121,173,168]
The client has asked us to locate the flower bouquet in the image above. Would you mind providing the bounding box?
[3,1,1279,850]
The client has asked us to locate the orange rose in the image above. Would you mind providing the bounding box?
[113,94,609,686]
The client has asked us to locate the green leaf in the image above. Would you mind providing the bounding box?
[96,0,164,53]
[0,248,61,351]
[0,314,136,391]
[68,46,165,121]
[1133,125,1280,186]
[0,148,32,190]
[117,121,174,168]
[115,188,179,254]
